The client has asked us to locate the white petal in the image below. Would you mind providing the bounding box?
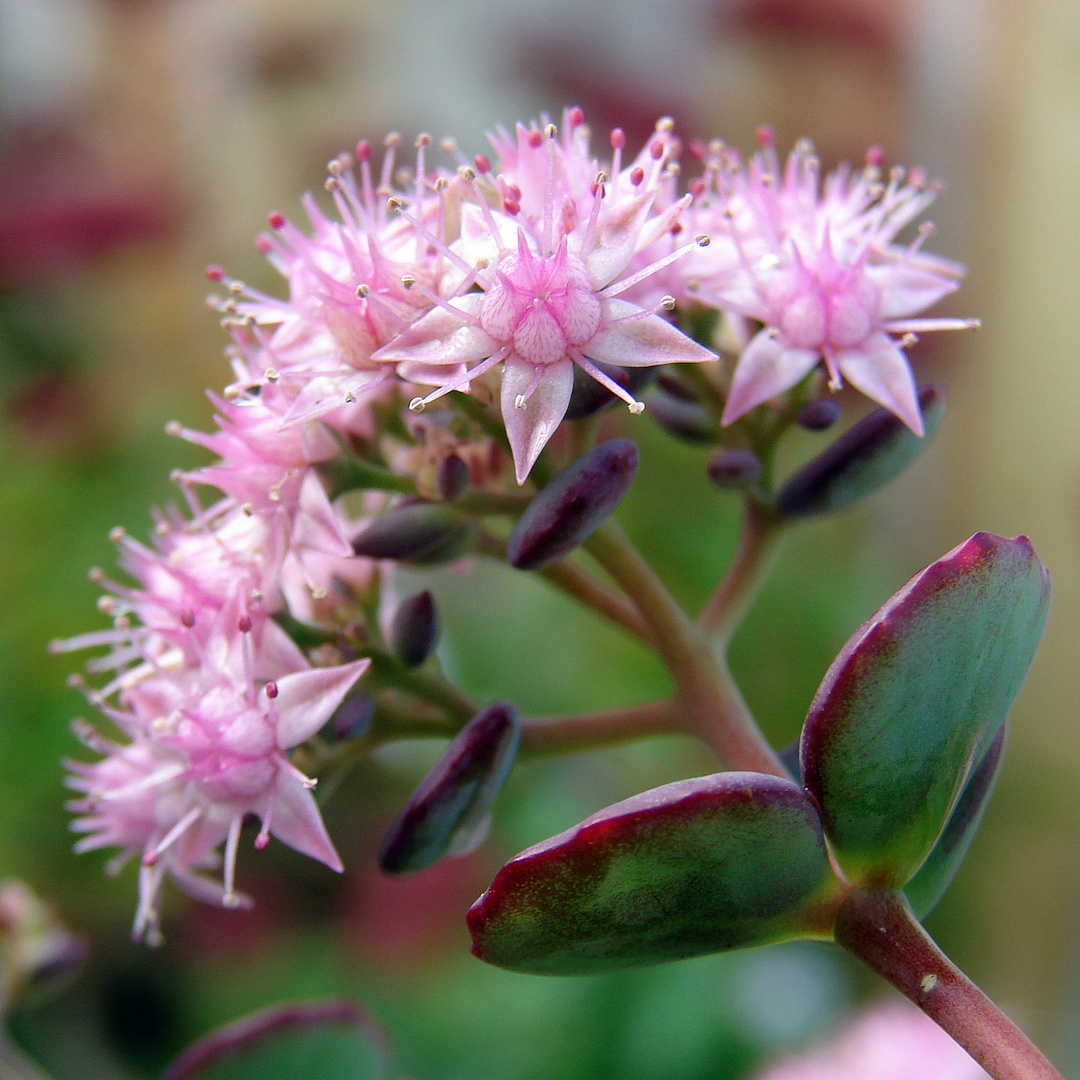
[589,299,717,367]
[274,658,371,748]
[837,335,924,436]
[721,330,819,425]
[501,356,574,485]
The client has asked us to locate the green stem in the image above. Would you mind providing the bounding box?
[584,521,787,777]
[697,500,786,647]
[455,490,533,516]
[520,699,680,756]
[835,888,1064,1080]
[366,650,478,724]
[475,530,653,645]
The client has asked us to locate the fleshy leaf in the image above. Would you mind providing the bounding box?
[160,999,389,1080]
[777,384,944,518]
[801,533,1050,886]
[904,722,1006,918]
[467,772,836,975]
[380,702,520,873]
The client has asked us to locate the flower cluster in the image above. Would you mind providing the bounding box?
[60,108,971,941]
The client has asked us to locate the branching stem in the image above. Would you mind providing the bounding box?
[584,521,787,777]
[835,888,1064,1080]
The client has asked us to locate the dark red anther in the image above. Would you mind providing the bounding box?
[355,139,371,162]
[670,222,683,236]
[690,179,706,198]
[205,264,225,281]
[866,145,886,168]
[503,199,520,216]
[265,681,278,699]
[688,138,707,161]
[268,211,286,229]
[756,124,775,148]
[474,153,491,174]
[180,609,195,629]
[610,127,625,150]
[237,615,252,633]
[527,130,543,148]
[255,236,272,254]
[630,167,645,187]
[567,106,585,128]
[649,138,664,160]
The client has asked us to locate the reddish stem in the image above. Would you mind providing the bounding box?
[834,888,1063,1080]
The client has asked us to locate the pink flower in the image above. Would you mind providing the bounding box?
[374,112,716,484]
[66,600,369,943]
[211,136,462,433]
[755,1001,988,1080]
[683,133,976,433]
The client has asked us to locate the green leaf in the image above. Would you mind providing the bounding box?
[160,999,389,1080]
[777,384,944,518]
[904,722,1006,918]
[801,532,1050,886]
[467,772,837,975]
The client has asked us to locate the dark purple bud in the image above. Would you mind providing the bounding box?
[436,454,470,501]
[507,439,639,570]
[647,393,721,444]
[403,519,476,566]
[380,702,521,874]
[352,502,463,560]
[564,360,654,420]
[390,590,439,668]
[327,694,375,741]
[707,448,762,488]
[655,371,702,402]
[796,397,843,431]
[778,385,944,519]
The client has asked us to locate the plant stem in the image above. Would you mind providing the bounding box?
[474,530,653,645]
[584,521,787,777]
[366,650,478,724]
[697,500,786,647]
[834,888,1064,1080]
[520,699,680,756]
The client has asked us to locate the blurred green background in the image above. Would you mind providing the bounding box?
[2,0,1079,1076]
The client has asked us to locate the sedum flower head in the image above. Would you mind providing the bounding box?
[374,111,717,484]
[682,131,976,433]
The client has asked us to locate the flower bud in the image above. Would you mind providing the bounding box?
[327,694,375,741]
[390,590,439,668]
[707,448,762,488]
[507,440,639,570]
[379,702,521,873]
[796,397,843,431]
[778,384,944,519]
[647,394,721,444]
[436,454,470,501]
[352,502,465,561]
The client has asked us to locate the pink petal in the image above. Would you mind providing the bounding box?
[457,202,519,267]
[274,658,371,748]
[269,769,343,872]
[589,300,717,367]
[837,335,924,436]
[501,355,574,485]
[371,296,492,366]
[513,301,567,365]
[583,190,654,289]
[294,471,353,558]
[866,264,958,319]
[721,330,819,425]
[396,360,470,388]
[253,618,308,681]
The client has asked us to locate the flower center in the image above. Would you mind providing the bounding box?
[479,236,602,366]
